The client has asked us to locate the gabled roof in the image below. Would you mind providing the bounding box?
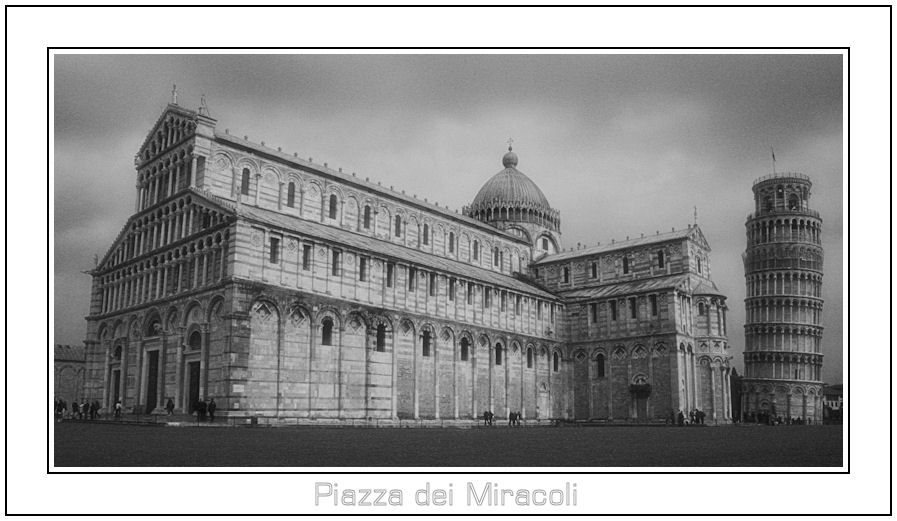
[534,225,710,265]
[135,104,206,166]
[236,204,559,301]
[55,344,85,362]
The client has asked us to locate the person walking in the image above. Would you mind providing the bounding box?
[165,398,175,416]
[114,399,122,419]
[208,399,216,423]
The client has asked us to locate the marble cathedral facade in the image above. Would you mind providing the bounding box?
[81,102,733,423]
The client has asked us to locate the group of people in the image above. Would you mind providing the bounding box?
[743,411,812,425]
[479,410,525,427]
[194,398,217,422]
[54,398,101,421]
[674,408,707,426]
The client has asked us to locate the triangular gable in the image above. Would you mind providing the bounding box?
[135,104,200,165]
[688,225,712,252]
[93,188,236,273]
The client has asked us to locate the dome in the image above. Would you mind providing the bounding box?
[471,146,552,211]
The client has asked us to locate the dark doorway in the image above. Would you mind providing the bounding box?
[187,362,200,412]
[111,369,121,404]
[145,351,159,412]
[635,397,648,421]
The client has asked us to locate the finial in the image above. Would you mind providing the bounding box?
[199,94,210,117]
[694,206,698,226]
[171,84,178,105]
[507,137,514,151]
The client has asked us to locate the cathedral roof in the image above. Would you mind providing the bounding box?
[55,344,86,362]
[557,274,692,301]
[237,204,559,300]
[469,147,554,214]
[533,226,708,265]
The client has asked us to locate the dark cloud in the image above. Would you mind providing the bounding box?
[54,53,843,382]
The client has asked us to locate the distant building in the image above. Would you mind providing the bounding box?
[741,173,824,423]
[823,383,843,424]
[80,101,732,422]
[54,344,86,404]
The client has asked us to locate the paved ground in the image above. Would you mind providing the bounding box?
[53,422,842,467]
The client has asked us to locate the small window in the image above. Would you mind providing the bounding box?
[269,237,280,264]
[596,353,606,378]
[421,331,431,357]
[697,257,703,274]
[698,302,706,315]
[590,303,597,323]
[526,348,533,369]
[394,216,402,237]
[591,262,597,278]
[429,273,437,296]
[515,295,522,315]
[460,339,469,361]
[448,278,456,301]
[484,288,491,308]
[188,331,202,350]
[495,344,503,365]
[328,194,338,219]
[321,317,334,346]
[563,267,570,283]
[240,168,250,195]
[375,324,386,352]
[500,292,507,312]
[610,301,618,321]
[423,224,429,245]
[650,294,658,316]
[363,206,371,229]
[408,267,416,291]
[553,352,559,372]
[473,240,479,260]
[449,232,455,253]
[657,250,665,269]
[287,182,296,208]
[359,256,368,282]
[386,262,395,288]
[537,302,543,320]
[622,257,629,274]
[467,284,473,305]
[629,297,637,319]
[542,237,549,250]
[331,250,341,276]
[550,304,555,322]
[302,244,312,271]
[493,247,500,267]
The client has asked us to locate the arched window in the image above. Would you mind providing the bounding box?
[287,182,296,208]
[421,331,431,357]
[375,323,386,352]
[363,206,371,229]
[596,353,606,377]
[240,168,250,195]
[553,352,559,372]
[188,330,201,350]
[495,343,503,365]
[526,348,533,368]
[328,194,338,219]
[622,257,629,274]
[473,240,479,260]
[493,247,500,266]
[460,338,470,361]
[449,232,455,253]
[422,224,429,245]
[113,345,122,360]
[563,266,570,283]
[697,257,703,274]
[788,194,799,210]
[321,317,334,346]
[698,302,706,315]
[394,216,402,237]
[657,250,665,269]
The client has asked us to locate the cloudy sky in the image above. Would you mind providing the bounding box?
[54,53,843,381]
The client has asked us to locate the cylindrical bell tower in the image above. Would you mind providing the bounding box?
[741,172,824,423]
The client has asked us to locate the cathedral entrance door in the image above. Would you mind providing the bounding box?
[635,397,648,421]
[111,369,121,404]
[145,351,159,413]
[187,362,200,413]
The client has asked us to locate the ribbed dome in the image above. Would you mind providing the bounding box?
[471,148,552,211]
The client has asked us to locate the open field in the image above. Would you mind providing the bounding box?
[54,422,842,467]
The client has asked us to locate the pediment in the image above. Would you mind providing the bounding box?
[135,105,199,166]
[688,226,712,252]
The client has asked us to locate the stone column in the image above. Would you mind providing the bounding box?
[174,326,185,411]
[190,155,198,188]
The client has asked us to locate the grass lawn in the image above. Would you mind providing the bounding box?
[53,422,842,467]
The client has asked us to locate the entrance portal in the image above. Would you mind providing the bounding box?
[635,397,648,421]
[145,351,159,412]
[187,361,200,412]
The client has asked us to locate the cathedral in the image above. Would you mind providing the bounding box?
[81,101,734,423]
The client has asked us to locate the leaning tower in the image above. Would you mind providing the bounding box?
[742,173,824,423]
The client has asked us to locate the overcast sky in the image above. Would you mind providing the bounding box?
[54,54,843,381]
